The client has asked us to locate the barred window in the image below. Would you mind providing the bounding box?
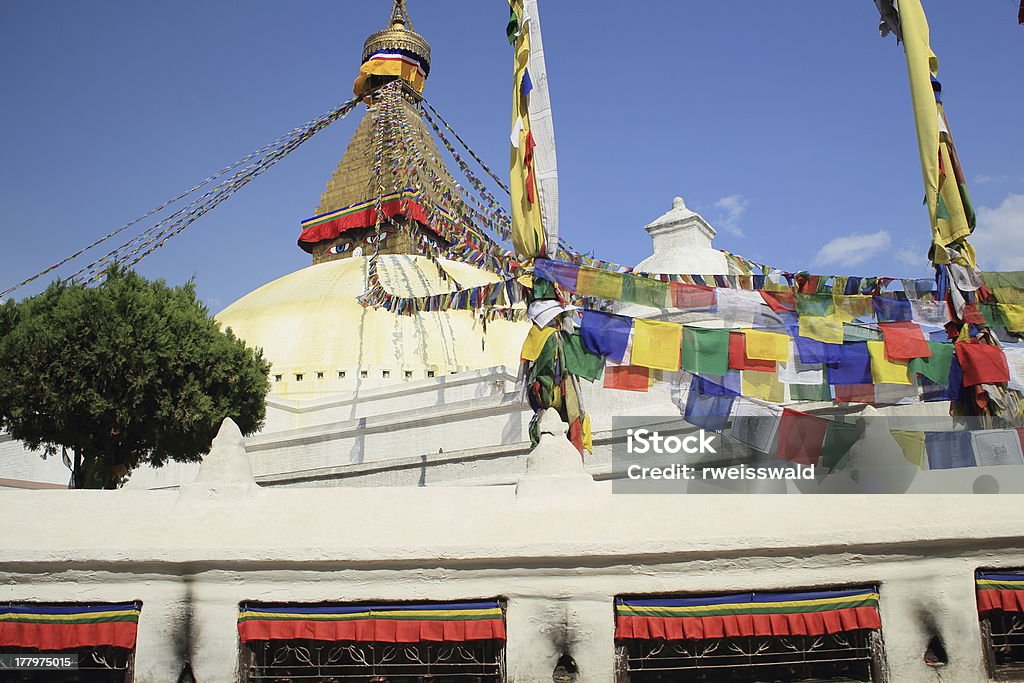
[238,600,506,683]
[614,588,887,682]
[0,602,141,683]
[977,570,1024,679]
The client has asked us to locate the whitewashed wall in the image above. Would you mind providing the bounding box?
[1,419,1022,682]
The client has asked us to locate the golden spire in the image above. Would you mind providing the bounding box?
[361,0,431,71]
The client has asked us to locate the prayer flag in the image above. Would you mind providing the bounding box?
[632,319,682,371]
[759,290,795,313]
[697,371,741,397]
[682,327,730,376]
[509,0,546,258]
[795,337,843,365]
[833,295,875,322]
[777,409,829,466]
[581,310,631,362]
[562,333,605,382]
[684,379,734,432]
[741,330,790,362]
[879,322,932,360]
[799,316,845,344]
[730,399,783,453]
[623,276,669,309]
[521,326,556,361]
[576,267,623,300]
[911,299,951,327]
[834,384,875,404]
[925,431,975,470]
[742,370,785,403]
[873,296,913,322]
[790,380,832,402]
[821,421,858,470]
[796,293,835,317]
[971,429,1024,467]
[898,0,975,253]
[728,332,775,371]
[670,282,715,309]
[955,341,1010,387]
[891,430,926,468]
[908,342,954,385]
[867,341,912,385]
[826,343,873,386]
[604,365,649,392]
[778,344,824,385]
[1000,304,1024,332]
[534,259,579,290]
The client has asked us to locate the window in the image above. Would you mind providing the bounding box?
[427,370,436,378]
[360,370,368,379]
[274,374,282,382]
[977,570,1024,679]
[405,370,413,380]
[238,600,506,682]
[338,371,346,379]
[316,371,324,380]
[295,373,303,382]
[382,370,391,379]
[0,602,141,683]
[614,588,887,682]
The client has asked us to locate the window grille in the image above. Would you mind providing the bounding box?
[977,570,1024,679]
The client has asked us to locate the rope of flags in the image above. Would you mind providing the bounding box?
[1,95,364,298]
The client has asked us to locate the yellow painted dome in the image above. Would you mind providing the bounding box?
[215,255,529,398]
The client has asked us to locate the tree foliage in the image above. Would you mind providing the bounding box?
[0,268,270,488]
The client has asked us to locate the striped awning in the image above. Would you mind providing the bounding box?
[0,602,141,650]
[615,588,881,640]
[977,571,1024,613]
[238,601,506,644]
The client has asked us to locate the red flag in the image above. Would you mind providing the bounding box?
[728,332,775,371]
[879,322,932,361]
[759,289,796,313]
[604,365,650,392]
[777,408,829,466]
[670,282,715,309]
[834,384,875,404]
[955,341,1010,386]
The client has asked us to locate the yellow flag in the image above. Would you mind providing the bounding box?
[799,316,845,344]
[741,330,790,362]
[867,341,912,385]
[742,370,785,403]
[509,0,545,259]
[631,319,682,371]
[576,267,624,300]
[898,0,972,255]
[890,429,926,469]
[521,326,556,361]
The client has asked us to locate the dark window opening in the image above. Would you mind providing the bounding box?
[338,371,346,379]
[427,370,435,378]
[382,370,391,379]
[982,610,1024,678]
[617,631,885,683]
[295,373,303,382]
[242,638,504,682]
[316,371,324,380]
[0,646,135,683]
[274,375,282,382]
[405,370,413,379]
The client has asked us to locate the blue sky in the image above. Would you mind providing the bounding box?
[1,1,1022,311]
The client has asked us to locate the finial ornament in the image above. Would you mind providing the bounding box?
[391,0,411,28]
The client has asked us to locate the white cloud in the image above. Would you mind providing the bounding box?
[895,247,923,267]
[973,193,1024,271]
[813,230,892,267]
[713,194,748,237]
[974,174,1024,186]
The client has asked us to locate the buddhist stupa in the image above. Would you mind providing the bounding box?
[216,0,530,398]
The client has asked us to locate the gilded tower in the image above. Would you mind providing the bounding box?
[298,0,467,265]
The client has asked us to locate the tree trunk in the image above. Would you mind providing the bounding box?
[73,448,82,490]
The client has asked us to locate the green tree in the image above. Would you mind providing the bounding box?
[0,268,270,488]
